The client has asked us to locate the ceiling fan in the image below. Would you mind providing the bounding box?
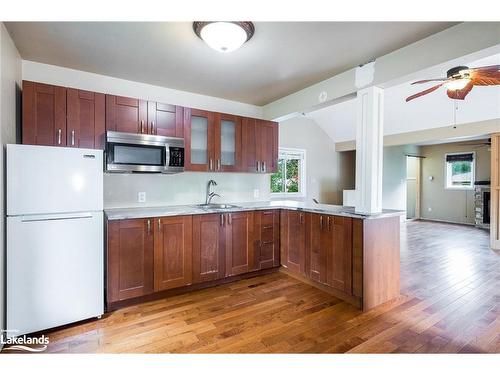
[406,65,500,102]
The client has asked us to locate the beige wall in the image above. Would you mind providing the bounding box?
[278,116,355,205]
[420,141,491,225]
[0,23,22,346]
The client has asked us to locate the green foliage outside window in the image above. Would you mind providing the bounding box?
[271,155,301,194]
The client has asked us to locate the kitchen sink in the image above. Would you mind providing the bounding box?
[195,203,240,210]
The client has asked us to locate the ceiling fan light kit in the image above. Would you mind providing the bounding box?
[406,64,500,102]
[193,21,255,53]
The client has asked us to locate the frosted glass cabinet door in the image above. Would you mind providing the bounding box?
[215,113,241,172]
[184,108,214,171]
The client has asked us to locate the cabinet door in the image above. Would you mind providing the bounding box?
[306,213,328,284]
[259,120,279,173]
[326,216,353,294]
[225,211,254,276]
[107,218,154,303]
[241,117,260,172]
[22,81,67,147]
[106,95,147,134]
[214,113,242,172]
[154,216,192,291]
[281,210,306,274]
[67,89,105,149]
[192,213,225,283]
[147,101,183,137]
[254,210,280,270]
[184,108,215,171]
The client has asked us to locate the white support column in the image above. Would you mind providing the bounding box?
[355,86,384,214]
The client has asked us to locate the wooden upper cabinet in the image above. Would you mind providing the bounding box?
[107,218,154,303]
[241,118,279,173]
[106,95,148,134]
[22,81,67,147]
[254,210,280,270]
[326,216,353,295]
[241,117,259,172]
[154,216,193,291]
[67,89,105,149]
[192,213,225,283]
[147,101,183,137]
[280,210,306,274]
[225,211,254,276]
[184,108,215,172]
[214,113,242,172]
[259,120,279,173]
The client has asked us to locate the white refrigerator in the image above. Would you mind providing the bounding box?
[6,144,104,338]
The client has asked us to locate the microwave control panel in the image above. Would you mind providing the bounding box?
[169,147,184,167]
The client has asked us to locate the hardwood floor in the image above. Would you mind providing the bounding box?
[8,220,500,353]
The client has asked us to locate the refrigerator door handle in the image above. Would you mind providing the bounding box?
[20,213,93,222]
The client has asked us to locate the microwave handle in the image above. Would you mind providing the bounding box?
[165,145,170,168]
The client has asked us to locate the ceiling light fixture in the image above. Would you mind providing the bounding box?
[193,22,254,53]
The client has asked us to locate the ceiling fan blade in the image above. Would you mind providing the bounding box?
[469,64,500,72]
[472,77,500,85]
[447,80,474,100]
[406,83,444,102]
[411,78,448,85]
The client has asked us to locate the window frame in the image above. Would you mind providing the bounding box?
[444,151,476,191]
[270,147,307,199]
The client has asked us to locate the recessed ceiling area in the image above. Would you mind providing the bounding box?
[5,22,456,105]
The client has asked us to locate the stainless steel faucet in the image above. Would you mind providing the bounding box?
[205,180,220,204]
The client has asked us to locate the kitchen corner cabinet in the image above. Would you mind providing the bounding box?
[280,210,306,274]
[107,218,154,303]
[22,81,105,149]
[241,118,279,173]
[154,216,193,291]
[254,210,280,270]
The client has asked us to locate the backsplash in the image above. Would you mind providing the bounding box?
[104,172,271,208]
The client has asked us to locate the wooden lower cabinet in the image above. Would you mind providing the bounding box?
[192,213,226,283]
[280,210,306,274]
[107,218,154,303]
[225,211,254,276]
[253,210,280,270]
[327,215,353,294]
[154,216,193,291]
[306,213,329,284]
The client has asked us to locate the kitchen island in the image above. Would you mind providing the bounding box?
[105,201,403,312]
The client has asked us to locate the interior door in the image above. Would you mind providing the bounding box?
[327,216,353,294]
[225,211,254,276]
[106,95,147,134]
[148,101,183,137]
[107,218,154,303]
[67,89,105,149]
[22,80,67,147]
[184,108,215,171]
[192,213,225,283]
[214,113,242,172]
[154,216,193,291]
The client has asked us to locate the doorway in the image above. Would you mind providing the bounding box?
[406,156,421,220]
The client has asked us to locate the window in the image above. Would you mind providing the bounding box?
[445,152,475,190]
[270,148,306,197]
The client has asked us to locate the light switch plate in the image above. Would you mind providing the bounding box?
[253,189,260,198]
[138,192,146,203]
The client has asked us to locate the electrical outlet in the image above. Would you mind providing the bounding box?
[253,189,260,198]
[138,192,146,203]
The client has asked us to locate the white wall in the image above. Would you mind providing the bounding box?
[104,172,270,209]
[278,116,355,205]
[22,60,263,118]
[0,23,22,347]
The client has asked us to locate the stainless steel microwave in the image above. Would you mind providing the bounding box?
[106,131,184,173]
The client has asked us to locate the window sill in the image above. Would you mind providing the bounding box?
[270,193,306,199]
[444,186,474,191]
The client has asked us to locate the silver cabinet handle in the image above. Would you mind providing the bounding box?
[57,129,62,145]
[220,214,224,226]
[147,219,151,234]
[157,218,161,231]
[320,216,323,230]
[256,161,261,172]
[327,217,331,231]
[140,120,145,133]
[262,161,266,173]
[71,130,75,146]
[300,212,304,224]
[217,159,221,171]
[209,158,213,171]
[228,213,232,225]
[151,121,155,134]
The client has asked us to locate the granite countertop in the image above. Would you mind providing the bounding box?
[105,201,404,221]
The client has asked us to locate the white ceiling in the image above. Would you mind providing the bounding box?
[5,22,456,105]
[307,54,500,143]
